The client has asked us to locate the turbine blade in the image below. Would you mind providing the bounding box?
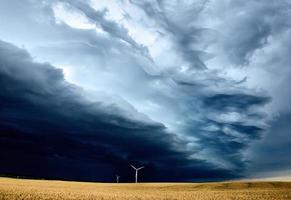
[137,166,144,170]
[131,165,137,170]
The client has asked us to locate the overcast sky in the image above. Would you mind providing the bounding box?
[0,0,291,182]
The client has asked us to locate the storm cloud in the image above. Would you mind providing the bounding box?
[0,0,290,181]
[0,40,237,181]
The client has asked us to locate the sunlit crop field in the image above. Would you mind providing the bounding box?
[0,177,291,200]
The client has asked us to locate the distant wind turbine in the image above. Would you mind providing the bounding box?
[131,165,144,183]
[116,175,120,183]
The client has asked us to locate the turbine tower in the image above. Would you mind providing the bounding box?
[116,175,120,183]
[131,165,144,183]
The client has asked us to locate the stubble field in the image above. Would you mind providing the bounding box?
[0,177,291,200]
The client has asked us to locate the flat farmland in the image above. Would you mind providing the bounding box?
[0,177,291,200]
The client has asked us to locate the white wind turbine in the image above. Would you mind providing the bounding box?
[131,165,144,183]
[116,175,120,183]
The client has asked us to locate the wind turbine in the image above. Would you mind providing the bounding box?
[131,165,144,183]
[116,175,120,183]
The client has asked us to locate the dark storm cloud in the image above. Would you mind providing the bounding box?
[0,40,237,181]
[182,117,267,171]
[173,91,271,171]
[1,0,289,181]
[203,93,271,112]
[195,120,266,166]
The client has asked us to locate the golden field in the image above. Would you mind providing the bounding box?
[0,177,291,200]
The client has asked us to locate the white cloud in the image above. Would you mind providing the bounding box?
[53,2,95,30]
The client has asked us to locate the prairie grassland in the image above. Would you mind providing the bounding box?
[0,177,291,200]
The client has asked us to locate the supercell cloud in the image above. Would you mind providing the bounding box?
[0,0,291,181]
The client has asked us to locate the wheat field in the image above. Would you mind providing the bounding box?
[0,177,291,200]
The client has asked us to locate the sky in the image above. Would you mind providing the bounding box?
[0,0,291,182]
